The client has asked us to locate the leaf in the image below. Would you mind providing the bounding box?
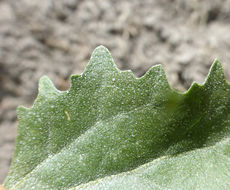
[3,46,230,190]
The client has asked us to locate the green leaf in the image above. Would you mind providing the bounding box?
[3,46,230,190]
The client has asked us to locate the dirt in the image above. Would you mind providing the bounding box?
[1,0,230,183]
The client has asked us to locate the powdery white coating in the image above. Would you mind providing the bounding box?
[75,139,230,190]
[3,46,230,190]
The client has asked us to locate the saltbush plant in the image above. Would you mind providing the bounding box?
[2,46,230,189]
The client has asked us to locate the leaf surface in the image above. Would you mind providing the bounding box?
[3,46,230,189]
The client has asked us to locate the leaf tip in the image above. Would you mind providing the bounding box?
[39,75,53,89]
[205,59,225,86]
[90,45,112,63]
[38,75,58,96]
[94,45,109,52]
[84,45,118,75]
[210,59,223,72]
[142,64,170,89]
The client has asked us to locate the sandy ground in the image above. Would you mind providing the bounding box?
[1,0,230,183]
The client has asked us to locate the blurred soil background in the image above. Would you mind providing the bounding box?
[1,0,230,183]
